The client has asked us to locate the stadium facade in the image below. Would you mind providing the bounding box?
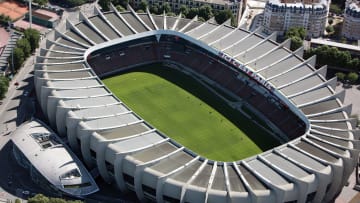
[34,4,359,203]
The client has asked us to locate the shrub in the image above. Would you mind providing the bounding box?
[335,72,346,81]
[347,72,359,83]
[326,26,334,33]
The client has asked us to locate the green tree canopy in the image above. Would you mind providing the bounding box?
[0,14,11,26]
[138,0,148,11]
[335,72,346,81]
[24,28,40,53]
[347,72,359,83]
[198,5,213,21]
[285,27,306,40]
[214,9,234,25]
[28,194,50,203]
[167,12,176,17]
[162,3,171,13]
[9,48,25,71]
[98,0,111,11]
[284,27,306,51]
[28,194,83,203]
[115,0,129,9]
[305,45,359,70]
[326,26,334,33]
[179,5,189,16]
[62,0,87,7]
[16,38,31,58]
[330,4,342,14]
[0,75,9,99]
[116,5,126,12]
[34,0,48,6]
[289,36,303,51]
[187,7,199,19]
[149,4,161,14]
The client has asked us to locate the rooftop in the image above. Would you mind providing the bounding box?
[11,120,99,196]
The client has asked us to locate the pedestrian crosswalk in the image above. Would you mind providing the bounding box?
[0,31,22,75]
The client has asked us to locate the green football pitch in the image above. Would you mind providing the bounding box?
[103,65,280,161]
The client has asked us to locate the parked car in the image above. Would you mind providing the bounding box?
[23,91,29,97]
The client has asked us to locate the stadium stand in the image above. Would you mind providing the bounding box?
[33,4,359,203]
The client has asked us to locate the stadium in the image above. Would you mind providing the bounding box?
[34,4,359,203]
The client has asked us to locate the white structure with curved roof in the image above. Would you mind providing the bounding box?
[11,119,99,197]
[34,5,359,203]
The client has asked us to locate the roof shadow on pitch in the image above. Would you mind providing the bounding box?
[103,64,281,156]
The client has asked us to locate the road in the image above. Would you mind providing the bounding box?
[0,47,38,202]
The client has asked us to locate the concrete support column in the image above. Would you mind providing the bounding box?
[65,113,81,151]
[96,141,113,183]
[114,153,128,192]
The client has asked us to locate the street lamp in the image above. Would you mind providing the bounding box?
[10,29,14,76]
[29,0,32,29]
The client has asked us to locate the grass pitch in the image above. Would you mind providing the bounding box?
[103,65,280,161]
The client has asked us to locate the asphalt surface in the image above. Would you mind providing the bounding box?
[0,50,38,202]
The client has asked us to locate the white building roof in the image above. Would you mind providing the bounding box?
[11,120,99,196]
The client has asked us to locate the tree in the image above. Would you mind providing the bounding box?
[138,0,148,11]
[179,5,189,16]
[162,3,171,13]
[28,194,50,203]
[48,198,67,203]
[326,26,334,33]
[187,7,199,19]
[305,45,360,70]
[98,0,111,11]
[285,27,306,40]
[289,36,303,51]
[330,4,342,15]
[347,72,359,83]
[33,0,48,6]
[16,38,31,58]
[63,0,87,7]
[116,5,126,12]
[117,0,129,9]
[136,9,144,13]
[350,58,360,71]
[214,9,234,25]
[9,48,25,71]
[24,28,40,53]
[198,5,213,21]
[0,14,11,26]
[149,4,162,15]
[198,16,205,22]
[167,12,176,17]
[0,75,9,99]
[28,194,83,203]
[284,27,306,51]
[335,72,346,81]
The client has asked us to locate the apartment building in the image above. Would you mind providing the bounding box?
[263,0,329,38]
[342,0,360,40]
[131,0,243,23]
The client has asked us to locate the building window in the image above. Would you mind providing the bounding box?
[143,184,156,197]
[123,173,134,185]
[90,149,96,159]
[163,195,180,203]
[105,160,114,175]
